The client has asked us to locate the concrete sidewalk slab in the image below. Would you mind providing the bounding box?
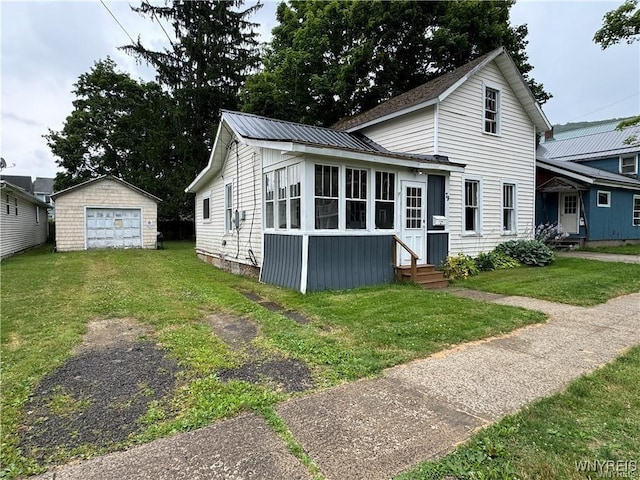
[556,251,640,263]
[277,377,483,480]
[33,413,312,480]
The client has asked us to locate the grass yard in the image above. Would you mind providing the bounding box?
[396,345,640,480]
[455,257,640,306]
[579,244,640,256]
[1,242,545,478]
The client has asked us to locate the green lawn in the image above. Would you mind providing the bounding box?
[456,257,640,306]
[1,243,544,478]
[396,345,640,480]
[579,244,640,256]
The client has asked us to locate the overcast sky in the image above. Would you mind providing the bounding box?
[1,0,638,181]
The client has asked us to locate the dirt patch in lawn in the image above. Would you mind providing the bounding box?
[18,318,182,465]
[206,313,314,393]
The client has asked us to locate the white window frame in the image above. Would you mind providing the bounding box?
[288,164,301,230]
[202,195,211,221]
[345,167,368,230]
[501,182,517,234]
[14,197,18,216]
[314,164,340,230]
[276,168,288,229]
[483,83,501,135]
[224,180,233,233]
[633,195,640,227]
[5,194,10,215]
[463,178,482,235]
[620,155,638,175]
[374,171,396,230]
[36,205,41,224]
[597,190,611,208]
[264,171,275,229]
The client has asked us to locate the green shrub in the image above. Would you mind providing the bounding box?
[475,251,521,272]
[495,240,554,266]
[443,253,479,280]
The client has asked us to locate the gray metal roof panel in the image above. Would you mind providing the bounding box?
[33,177,55,193]
[537,125,640,162]
[538,158,640,188]
[223,111,381,152]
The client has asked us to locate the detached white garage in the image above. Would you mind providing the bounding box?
[52,176,161,252]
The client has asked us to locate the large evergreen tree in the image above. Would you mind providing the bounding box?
[241,0,551,127]
[123,0,261,198]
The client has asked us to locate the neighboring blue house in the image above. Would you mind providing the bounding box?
[536,123,640,246]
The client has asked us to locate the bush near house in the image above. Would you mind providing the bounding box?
[494,240,554,266]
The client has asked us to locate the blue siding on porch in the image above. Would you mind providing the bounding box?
[587,188,640,241]
[261,234,302,290]
[306,235,394,291]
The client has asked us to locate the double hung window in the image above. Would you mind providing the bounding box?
[464,180,480,233]
[315,165,339,229]
[484,87,499,134]
[502,183,515,232]
[375,172,395,229]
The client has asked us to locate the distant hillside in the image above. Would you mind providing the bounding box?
[553,117,632,134]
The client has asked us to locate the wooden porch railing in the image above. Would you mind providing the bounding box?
[392,235,419,282]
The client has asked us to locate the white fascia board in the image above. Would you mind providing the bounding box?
[292,144,465,173]
[537,161,595,185]
[344,99,438,133]
[185,121,234,193]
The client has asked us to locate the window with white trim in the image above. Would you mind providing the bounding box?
[346,168,367,229]
[224,182,233,232]
[264,171,275,228]
[5,194,9,215]
[314,164,339,229]
[484,87,499,134]
[620,155,638,175]
[375,171,395,229]
[14,197,18,216]
[502,183,516,233]
[634,195,640,227]
[202,197,210,220]
[276,168,287,229]
[288,164,301,229]
[464,179,480,233]
[597,191,611,208]
[36,206,40,224]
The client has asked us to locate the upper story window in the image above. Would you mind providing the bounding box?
[315,164,339,229]
[620,155,638,175]
[346,168,367,229]
[484,86,499,134]
[375,171,395,229]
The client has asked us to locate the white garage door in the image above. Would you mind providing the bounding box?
[86,208,142,249]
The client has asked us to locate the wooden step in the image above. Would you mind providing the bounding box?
[395,264,449,289]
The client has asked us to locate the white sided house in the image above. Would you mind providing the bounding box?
[1,180,50,260]
[187,47,550,292]
[52,176,161,252]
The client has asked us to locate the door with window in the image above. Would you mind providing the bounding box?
[400,181,426,265]
[559,192,579,234]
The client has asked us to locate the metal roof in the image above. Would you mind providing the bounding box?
[538,158,640,189]
[541,120,621,143]
[1,175,33,193]
[537,125,640,162]
[223,110,381,152]
[33,177,55,194]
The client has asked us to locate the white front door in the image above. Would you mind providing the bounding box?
[400,180,426,265]
[559,192,579,234]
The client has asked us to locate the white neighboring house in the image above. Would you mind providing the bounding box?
[186,47,551,292]
[1,179,50,260]
[52,176,161,252]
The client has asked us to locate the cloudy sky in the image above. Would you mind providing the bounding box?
[1,0,638,181]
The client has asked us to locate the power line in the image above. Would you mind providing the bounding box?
[566,92,640,123]
[151,9,174,47]
[100,0,136,44]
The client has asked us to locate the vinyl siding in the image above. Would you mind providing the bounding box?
[0,191,48,259]
[438,61,536,256]
[54,178,158,251]
[195,141,263,266]
[360,107,436,155]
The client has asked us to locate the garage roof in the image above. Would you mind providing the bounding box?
[51,175,162,202]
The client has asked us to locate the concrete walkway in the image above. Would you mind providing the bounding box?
[556,250,640,263]
[35,291,640,480]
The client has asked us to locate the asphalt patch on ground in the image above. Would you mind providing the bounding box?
[18,318,182,465]
[206,313,314,393]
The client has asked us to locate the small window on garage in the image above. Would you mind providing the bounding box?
[597,191,611,207]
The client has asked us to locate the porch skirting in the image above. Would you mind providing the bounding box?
[196,249,260,278]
